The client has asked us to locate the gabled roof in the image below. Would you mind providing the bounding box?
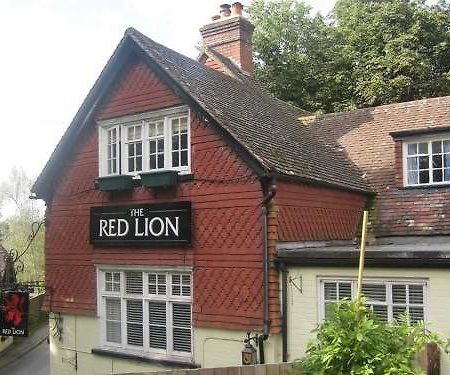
[32,27,372,200]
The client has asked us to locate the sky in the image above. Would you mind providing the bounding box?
[0,0,335,188]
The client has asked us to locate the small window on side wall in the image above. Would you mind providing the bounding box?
[404,137,450,186]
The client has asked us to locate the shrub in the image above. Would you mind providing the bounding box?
[295,299,445,375]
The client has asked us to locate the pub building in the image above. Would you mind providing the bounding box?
[32,3,450,375]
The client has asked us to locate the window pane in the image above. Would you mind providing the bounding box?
[338,282,351,299]
[324,282,336,300]
[407,143,417,155]
[408,285,424,304]
[433,169,443,182]
[419,170,429,184]
[418,142,428,154]
[180,117,188,131]
[172,303,191,352]
[172,136,179,151]
[393,306,407,321]
[370,305,388,323]
[158,155,164,169]
[180,134,188,150]
[362,284,386,302]
[127,300,143,346]
[409,307,424,323]
[149,301,167,349]
[157,139,164,152]
[444,140,450,153]
[432,141,442,154]
[136,157,142,171]
[407,157,418,171]
[432,155,442,168]
[126,272,143,294]
[407,171,418,185]
[419,155,429,169]
[150,155,156,170]
[444,154,450,168]
[172,118,179,132]
[392,285,406,303]
[172,152,179,167]
[445,168,450,181]
[106,298,122,343]
[181,151,188,166]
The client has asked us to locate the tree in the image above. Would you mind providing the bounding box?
[248,0,450,113]
[0,167,45,283]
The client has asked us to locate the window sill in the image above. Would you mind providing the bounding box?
[403,183,450,190]
[91,347,199,368]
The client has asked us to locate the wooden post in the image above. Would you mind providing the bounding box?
[356,210,369,318]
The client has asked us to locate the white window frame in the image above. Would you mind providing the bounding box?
[402,134,450,187]
[98,106,191,177]
[318,277,428,323]
[97,265,193,361]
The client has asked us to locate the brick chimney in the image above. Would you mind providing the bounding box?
[200,2,255,74]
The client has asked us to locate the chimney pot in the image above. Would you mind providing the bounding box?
[220,3,231,18]
[231,2,243,16]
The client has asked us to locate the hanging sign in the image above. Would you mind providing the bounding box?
[90,201,192,246]
[1,291,29,337]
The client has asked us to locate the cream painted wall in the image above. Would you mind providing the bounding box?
[49,314,283,375]
[285,267,450,371]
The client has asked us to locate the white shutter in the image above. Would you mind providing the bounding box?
[105,298,121,343]
[149,301,167,349]
[172,303,191,352]
[362,283,388,322]
[126,271,143,294]
[126,299,143,346]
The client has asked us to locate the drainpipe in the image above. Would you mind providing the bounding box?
[259,178,276,364]
[280,263,288,362]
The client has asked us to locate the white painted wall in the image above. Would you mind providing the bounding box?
[285,267,450,372]
[48,314,282,375]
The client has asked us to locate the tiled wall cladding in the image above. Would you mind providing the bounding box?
[45,55,267,330]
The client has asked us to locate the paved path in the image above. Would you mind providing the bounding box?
[0,339,49,375]
[0,323,49,375]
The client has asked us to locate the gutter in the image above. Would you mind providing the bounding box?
[258,177,277,364]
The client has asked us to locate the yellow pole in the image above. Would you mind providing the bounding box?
[356,210,369,318]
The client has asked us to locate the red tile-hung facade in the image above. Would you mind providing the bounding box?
[275,181,368,241]
[44,54,267,331]
[308,96,450,237]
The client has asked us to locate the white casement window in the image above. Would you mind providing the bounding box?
[403,137,450,186]
[98,107,190,177]
[98,267,192,360]
[319,278,427,323]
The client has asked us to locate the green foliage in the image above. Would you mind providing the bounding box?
[295,300,445,375]
[248,0,450,113]
[0,167,45,283]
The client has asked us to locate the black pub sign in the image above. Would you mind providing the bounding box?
[90,201,192,246]
[1,291,29,337]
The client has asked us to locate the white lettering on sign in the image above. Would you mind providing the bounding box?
[134,217,179,237]
[130,208,144,217]
[100,216,180,238]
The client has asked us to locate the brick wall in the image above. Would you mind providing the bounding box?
[308,96,450,237]
[200,17,253,73]
[45,54,266,331]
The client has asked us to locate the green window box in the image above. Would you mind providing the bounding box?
[139,170,179,188]
[97,175,134,192]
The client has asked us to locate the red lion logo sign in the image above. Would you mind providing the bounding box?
[1,291,29,337]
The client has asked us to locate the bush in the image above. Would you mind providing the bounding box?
[295,299,445,375]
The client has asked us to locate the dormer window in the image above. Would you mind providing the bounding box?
[403,137,450,186]
[98,107,190,178]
